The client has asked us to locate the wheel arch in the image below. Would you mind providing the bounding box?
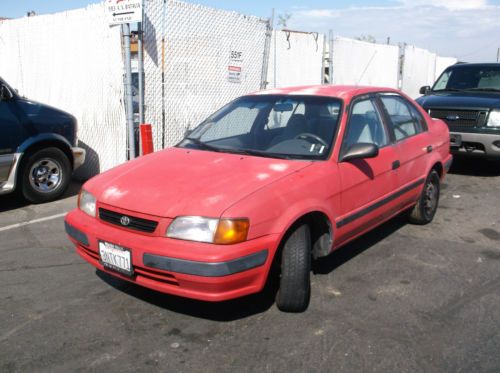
[277,210,334,260]
[431,161,443,178]
[17,134,74,170]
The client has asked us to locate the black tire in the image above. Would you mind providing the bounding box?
[20,147,72,203]
[408,170,440,225]
[276,224,311,313]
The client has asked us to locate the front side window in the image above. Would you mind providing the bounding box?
[342,98,389,151]
[380,95,420,141]
[179,95,342,160]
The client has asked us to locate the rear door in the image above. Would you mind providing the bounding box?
[377,93,432,208]
[336,95,399,246]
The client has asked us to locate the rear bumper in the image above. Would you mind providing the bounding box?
[72,147,86,170]
[450,132,500,158]
[64,209,279,302]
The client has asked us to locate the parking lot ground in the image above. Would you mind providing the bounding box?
[1,159,499,373]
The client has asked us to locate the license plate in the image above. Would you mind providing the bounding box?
[450,134,462,147]
[99,241,133,276]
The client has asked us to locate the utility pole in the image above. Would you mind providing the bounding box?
[497,47,499,62]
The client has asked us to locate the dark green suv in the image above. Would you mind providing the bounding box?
[416,63,500,159]
[0,77,85,202]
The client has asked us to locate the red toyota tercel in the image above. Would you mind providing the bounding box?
[65,86,452,312]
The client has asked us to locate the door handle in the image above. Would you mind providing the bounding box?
[426,145,433,153]
[392,160,400,170]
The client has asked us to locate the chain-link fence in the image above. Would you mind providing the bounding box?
[0,4,126,179]
[1,0,461,179]
[331,37,400,88]
[266,30,325,89]
[143,0,269,150]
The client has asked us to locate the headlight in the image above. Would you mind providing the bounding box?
[78,189,96,217]
[487,110,500,127]
[167,216,249,245]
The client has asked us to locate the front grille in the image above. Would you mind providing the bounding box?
[99,208,158,233]
[429,109,487,130]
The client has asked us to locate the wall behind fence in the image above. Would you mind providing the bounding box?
[267,30,324,88]
[143,0,268,150]
[0,4,126,179]
[332,37,400,88]
[402,45,438,98]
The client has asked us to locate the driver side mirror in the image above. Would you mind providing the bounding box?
[419,86,431,95]
[341,143,379,162]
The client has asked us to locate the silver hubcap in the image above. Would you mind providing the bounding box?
[29,159,63,193]
[423,181,438,217]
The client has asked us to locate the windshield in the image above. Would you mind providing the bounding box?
[433,65,500,92]
[177,95,342,160]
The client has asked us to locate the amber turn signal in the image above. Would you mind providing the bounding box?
[214,219,250,245]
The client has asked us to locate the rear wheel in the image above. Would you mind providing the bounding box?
[20,147,72,203]
[276,224,311,313]
[408,170,440,225]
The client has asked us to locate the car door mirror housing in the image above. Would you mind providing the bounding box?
[0,85,13,101]
[419,86,431,95]
[341,143,379,162]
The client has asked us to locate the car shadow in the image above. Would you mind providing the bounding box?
[448,156,500,177]
[97,214,409,321]
[0,180,81,213]
[313,213,407,275]
[96,269,279,322]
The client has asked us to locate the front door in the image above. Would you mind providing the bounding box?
[335,96,399,246]
[0,83,22,182]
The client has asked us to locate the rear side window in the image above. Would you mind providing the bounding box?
[379,95,422,141]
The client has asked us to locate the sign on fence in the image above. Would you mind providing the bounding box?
[106,0,143,25]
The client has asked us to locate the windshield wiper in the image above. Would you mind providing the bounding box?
[432,88,464,92]
[466,88,500,92]
[183,138,222,152]
[222,148,292,159]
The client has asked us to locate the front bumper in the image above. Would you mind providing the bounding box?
[71,147,86,170]
[64,209,279,302]
[450,131,500,158]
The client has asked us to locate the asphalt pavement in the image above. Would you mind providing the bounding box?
[1,158,499,373]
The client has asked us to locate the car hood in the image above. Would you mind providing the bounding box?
[86,147,312,218]
[416,92,500,110]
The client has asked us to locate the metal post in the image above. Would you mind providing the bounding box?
[273,16,277,88]
[328,30,334,85]
[260,9,274,90]
[122,23,135,160]
[399,43,406,90]
[321,33,327,84]
[138,22,145,125]
[161,0,166,149]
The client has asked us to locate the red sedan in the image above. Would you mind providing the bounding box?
[65,85,452,312]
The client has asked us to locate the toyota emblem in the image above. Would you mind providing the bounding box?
[120,216,131,226]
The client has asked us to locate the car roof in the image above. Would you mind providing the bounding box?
[252,85,401,100]
[451,63,500,68]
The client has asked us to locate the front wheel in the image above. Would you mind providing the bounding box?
[20,147,72,203]
[408,170,440,225]
[276,224,311,313]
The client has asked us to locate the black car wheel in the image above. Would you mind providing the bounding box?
[408,170,440,225]
[276,224,311,313]
[20,147,71,203]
